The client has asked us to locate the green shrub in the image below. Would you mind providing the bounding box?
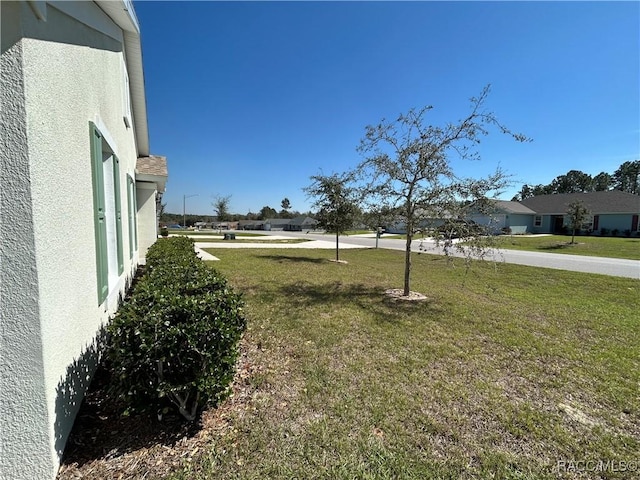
[107,237,245,421]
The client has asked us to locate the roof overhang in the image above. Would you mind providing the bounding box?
[96,0,149,156]
[136,155,167,193]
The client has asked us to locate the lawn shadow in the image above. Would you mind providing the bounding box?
[279,281,442,323]
[258,254,327,264]
[537,242,575,251]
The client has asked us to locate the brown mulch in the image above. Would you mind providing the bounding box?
[56,340,260,479]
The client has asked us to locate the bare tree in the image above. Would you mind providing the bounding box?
[354,85,529,296]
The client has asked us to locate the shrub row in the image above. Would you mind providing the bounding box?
[107,236,245,421]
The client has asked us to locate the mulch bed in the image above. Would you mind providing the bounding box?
[57,340,259,479]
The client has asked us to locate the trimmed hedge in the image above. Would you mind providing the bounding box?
[107,236,245,421]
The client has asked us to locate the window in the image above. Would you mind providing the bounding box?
[90,122,124,304]
[534,215,542,227]
[122,58,132,128]
[581,215,594,231]
[127,174,138,258]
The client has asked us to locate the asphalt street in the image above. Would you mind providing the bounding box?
[251,231,640,280]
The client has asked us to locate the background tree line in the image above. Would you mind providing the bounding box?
[511,160,640,201]
[161,197,312,227]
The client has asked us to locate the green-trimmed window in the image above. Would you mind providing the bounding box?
[89,122,124,304]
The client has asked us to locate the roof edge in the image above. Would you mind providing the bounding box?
[95,0,149,157]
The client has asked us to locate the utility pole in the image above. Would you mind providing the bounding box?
[183,194,198,228]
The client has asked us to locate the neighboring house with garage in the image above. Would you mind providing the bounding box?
[382,191,639,236]
[471,192,639,235]
[520,191,640,235]
[469,200,537,234]
[1,2,166,479]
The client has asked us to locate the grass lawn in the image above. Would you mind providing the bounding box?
[316,230,376,236]
[168,248,638,480]
[169,232,311,243]
[345,229,376,235]
[498,235,640,260]
[198,238,310,244]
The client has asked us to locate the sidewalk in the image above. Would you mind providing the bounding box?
[190,235,365,261]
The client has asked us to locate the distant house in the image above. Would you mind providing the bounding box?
[286,216,319,231]
[520,191,639,235]
[1,2,166,479]
[263,218,293,230]
[239,217,319,231]
[469,200,537,234]
[239,219,266,230]
[382,191,639,236]
[212,221,239,230]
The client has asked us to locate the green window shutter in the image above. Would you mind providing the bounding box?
[132,181,138,250]
[113,155,124,275]
[89,122,109,304]
[127,175,134,258]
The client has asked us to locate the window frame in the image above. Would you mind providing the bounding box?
[89,121,124,304]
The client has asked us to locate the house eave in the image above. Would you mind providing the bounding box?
[95,0,149,157]
[135,173,166,191]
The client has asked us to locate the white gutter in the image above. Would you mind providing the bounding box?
[95,0,150,157]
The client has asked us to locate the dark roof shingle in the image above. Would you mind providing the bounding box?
[492,200,537,214]
[520,191,639,214]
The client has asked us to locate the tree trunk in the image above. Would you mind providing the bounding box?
[571,228,576,244]
[335,230,339,261]
[404,230,412,296]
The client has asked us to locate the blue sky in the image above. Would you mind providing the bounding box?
[135,1,639,216]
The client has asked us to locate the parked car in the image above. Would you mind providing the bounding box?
[167,224,183,229]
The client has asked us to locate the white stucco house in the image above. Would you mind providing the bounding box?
[1,2,167,479]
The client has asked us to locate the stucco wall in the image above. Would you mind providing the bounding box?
[136,182,159,261]
[470,213,506,233]
[531,215,552,234]
[596,214,638,233]
[2,2,141,478]
[0,8,53,479]
[531,213,638,235]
